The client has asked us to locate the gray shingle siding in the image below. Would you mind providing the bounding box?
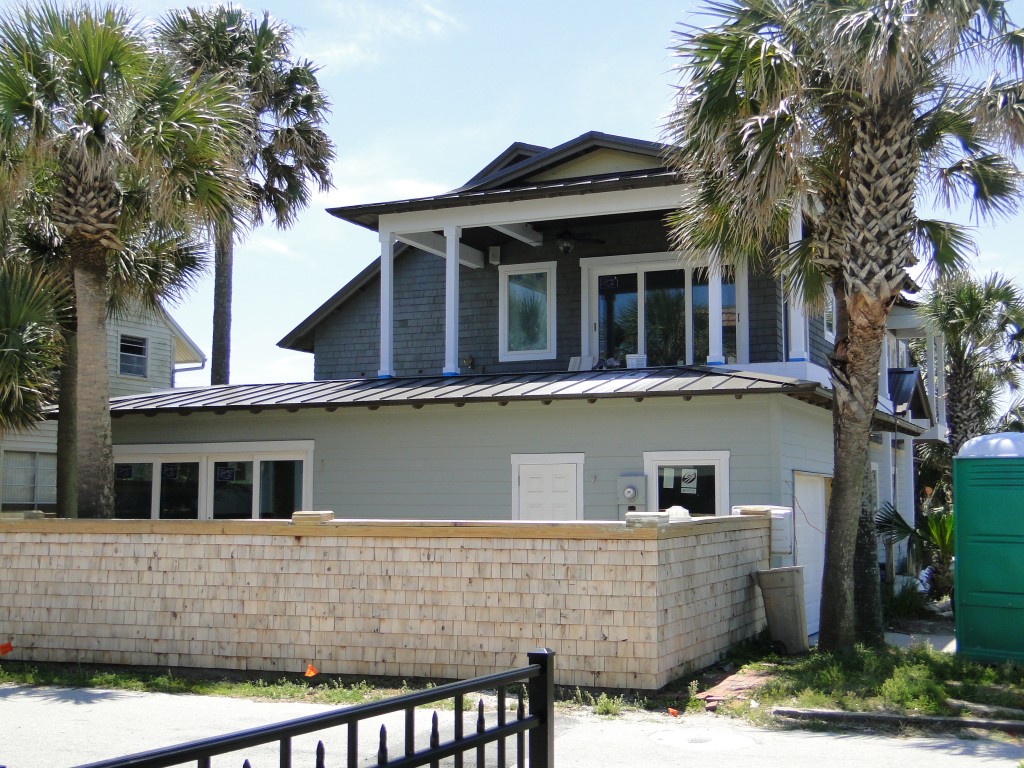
[748,270,783,363]
[807,305,832,368]
[314,218,674,379]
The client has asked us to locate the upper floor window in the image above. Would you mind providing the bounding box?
[119,335,148,377]
[583,254,742,367]
[498,262,557,361]
[824,290,837,342]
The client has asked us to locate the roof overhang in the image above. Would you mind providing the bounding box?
[104,366,923,436]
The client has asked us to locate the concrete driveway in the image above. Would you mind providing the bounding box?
[1,683,1021,768]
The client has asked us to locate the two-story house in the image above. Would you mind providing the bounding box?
[0,304,205,515]
[106,132,945,634]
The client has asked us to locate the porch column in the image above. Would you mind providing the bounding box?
[923,332,936,403]
[707,263,724,364]
[443,225,461,375]
[786,204,808,361]
[879,334,890,401]
[378,231,395,377]
[935,333,947,427]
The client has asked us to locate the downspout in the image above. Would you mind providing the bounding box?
[171,360,207,388]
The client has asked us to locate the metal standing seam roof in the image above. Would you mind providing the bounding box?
[106,366,826,415]
[326,169,678,230]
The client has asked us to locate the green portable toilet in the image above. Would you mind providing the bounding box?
[953,432,1024,663]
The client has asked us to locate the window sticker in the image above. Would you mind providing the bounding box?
[680,467,698,494]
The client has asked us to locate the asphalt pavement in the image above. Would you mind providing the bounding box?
[2,679,1021,768]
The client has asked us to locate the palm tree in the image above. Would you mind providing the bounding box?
[158,6,335,385]
[0,3,247,517]
[5,186,209,516]
[667,0,1023,649]
[0,260,66,433]
[918,271,1024,454]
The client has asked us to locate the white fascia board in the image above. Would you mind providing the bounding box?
[379,185,685,235]
[396,231,485,269]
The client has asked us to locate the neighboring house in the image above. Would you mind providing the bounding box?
[107,132,946,634]
[0,304,205,514]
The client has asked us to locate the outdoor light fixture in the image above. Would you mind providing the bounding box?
[556,229,575,255]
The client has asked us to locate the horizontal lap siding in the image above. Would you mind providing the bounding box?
[108,313,176,396]
[112,395,802,520]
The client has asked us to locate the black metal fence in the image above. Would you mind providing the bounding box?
[74,649,555,768]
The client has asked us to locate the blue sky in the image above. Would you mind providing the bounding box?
[116,1,1024,386]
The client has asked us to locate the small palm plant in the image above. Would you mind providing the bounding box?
[876,503,955,599]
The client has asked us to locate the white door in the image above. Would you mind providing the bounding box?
[793,472,828,636]
[517,462,579,520]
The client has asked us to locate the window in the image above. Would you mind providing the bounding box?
[119,335,148,377]
[824,290,837,342]
[643,451,730,517]
[584,255,742,367]
[113,441,313,520]
[499,262,556,361]
[1,451,57,511]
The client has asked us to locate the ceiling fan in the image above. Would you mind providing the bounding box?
[554,226,605,255]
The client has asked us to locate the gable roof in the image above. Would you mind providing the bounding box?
[285,132,679,351]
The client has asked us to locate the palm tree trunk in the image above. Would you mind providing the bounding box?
[945,367,983,455]
[72,260,114,517]
[211,222,233,386]
[820,293,888,649]
[56,328,78,518]
[855,457,884,646]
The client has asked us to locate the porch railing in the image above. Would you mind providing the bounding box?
[74,649,555,768]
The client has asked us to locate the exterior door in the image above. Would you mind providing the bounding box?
[513,455,582,520]
[793,472,828,636]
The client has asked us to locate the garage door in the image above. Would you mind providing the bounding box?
[793,472,828,636]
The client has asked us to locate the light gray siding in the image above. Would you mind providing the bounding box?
[112,394,835,521]
[108,311,177,396]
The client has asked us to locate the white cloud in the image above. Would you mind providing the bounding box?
[303,0,463,72]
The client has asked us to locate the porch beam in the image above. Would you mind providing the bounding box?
[491,222,542,246]
[396,231,484,269]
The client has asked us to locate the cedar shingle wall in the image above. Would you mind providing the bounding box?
[0,517,768,690]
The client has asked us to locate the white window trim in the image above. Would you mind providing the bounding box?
[113,441,314,519]
[119,334,149,378]
[823,291,837,343]
[498,261,557,362]
[642,450,730,516]
[579,252,748,365]
[510,453,585,520]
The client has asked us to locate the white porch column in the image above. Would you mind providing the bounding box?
[935,334,947,427]
[786,204,808,361]
[879,334,891,401]
[378,231,395,377]
[924,332,936,403]
[443,225,461,375]
[707,263,724,364]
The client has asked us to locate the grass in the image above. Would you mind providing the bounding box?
[707,640,1024,725]
[4,638,1023,730]
[0,660,414,705]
